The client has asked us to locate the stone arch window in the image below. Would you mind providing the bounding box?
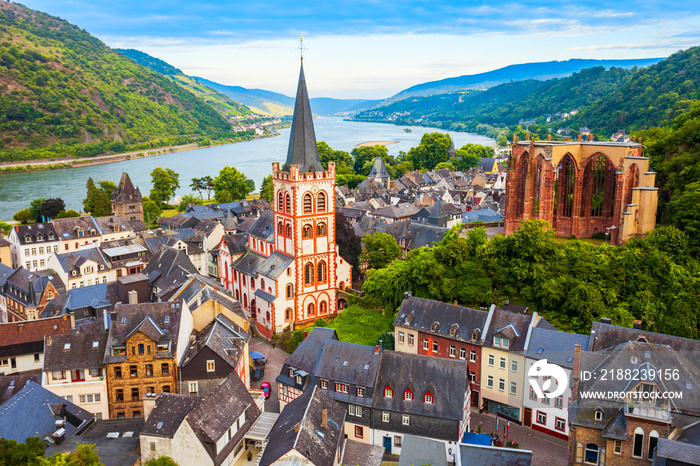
[317,261,327,283]
[243,294,248,309]
[633,426,644,458]
[339,281,345,290]
[278,221,284,235]
[286,284,293,298]
[302,224,313,239]
[303,193,313,213]
[648,430,659,460]
[582,154,615,218]
[251,299,257,319]
[285,308,293,321]
[260,278,265,290]
[585,444,599,464]
[625,163,640,207]
[307,302,315,316]
[286,224,292,237]
[277,192,284,211]
[514,153,529,218]
[316,222,327,236]
[555,155,576,218]
[317,192,326,212]
[285,194,291,213]
[319,301,327,314]
[304,263,314,285]
[235,290,240,301]
[533,156,544,216]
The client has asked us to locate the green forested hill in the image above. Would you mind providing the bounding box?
[356,46,700,140]
[0,2,236,162]
[569,46,700,133]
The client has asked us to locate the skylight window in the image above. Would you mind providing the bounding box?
[156,422,163,429]
[537,348,544,355]
[64,343,71,350]
[164,316,170,323]
[92,341,99,348]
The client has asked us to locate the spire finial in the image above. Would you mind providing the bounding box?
[297,37,306,61]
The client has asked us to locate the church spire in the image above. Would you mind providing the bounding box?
[284,53,322,173]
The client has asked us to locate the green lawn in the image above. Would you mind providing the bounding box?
[326,304,395,346]
[554,236,608,245]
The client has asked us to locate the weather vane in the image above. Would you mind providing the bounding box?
[297,37,307,61]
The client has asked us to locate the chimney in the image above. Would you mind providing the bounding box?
[142,393,159,420]
[322,408,328,429]
[69,312,76,329]
[46,336,52,346]
[403,291,413,301]
[303,330,308,340]
[62,313,67,321]
[18,323,23,333]
[128,290,138,305]
[453,300,458,306]
[374,345,380,355]
[572,344,581,400]
[578,134,582,142]
[600,317,612,325]
[633,320,642,330]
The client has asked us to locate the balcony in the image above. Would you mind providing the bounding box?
[625,402,671,422]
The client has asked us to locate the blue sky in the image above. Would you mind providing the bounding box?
[22,0,700,99]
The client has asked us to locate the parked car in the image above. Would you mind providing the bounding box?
[261,382,271,399]
[250,351,267,366]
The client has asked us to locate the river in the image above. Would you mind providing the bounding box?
[0,118,493,221]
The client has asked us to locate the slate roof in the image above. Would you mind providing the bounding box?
[371,203,421,219]
[53,248,109,275]
[284,62,322,174]
[233,250,294,280]
[0,263,14,287]
[180,314,249,371]
[52,216,101,241]
[93,215,132,235]
[142,245,198,299]
[112,172,141,202]
[482,308,535,352]
[478,158,498,172]
[590,321,700,353]
[373,351,469,421]
[341,439,384,466]
[314,340,382,396]
[368,157,390,179]
[13,223,59,245]
[259,386,345,466]
[395,295,488,343]
[0,381,94,442]
[140,393,201,438]
[247,210,275,242]
[159,213,199,230]
[104,302,182,364]
[282,328,338,375]
[398,435,447,466]
[63,282,113,312]
[43,331,108,372]
[655,437,700,465]
[522,327,590,369]
[187,371,260,464]
[235,217,257,233]
[0,316,71,358]
[459,444,532,466]
[185,204,226,221]
[407,223,448,249]
[221,234,247,255]
[462,207,504,223]
[0,373,41,406]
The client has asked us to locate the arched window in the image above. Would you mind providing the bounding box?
[278,221,284,235]
[316,222,327,236]
[277,192,284,211]
[317,192,326,212]
[648,430,659,460]
[243,294,248,308]
[303,193,313,213]
[285,308,293,321]
[235,290,240,301]
[302,224,313,239]
[260,279,265,290]
[625,164,640,207]
[585,444,599,465]
[307,302,315,316]
[251,278,256,289]
[266,311,270,322]
[304,263,314,284]
[286,284,293,299]
[317,261,327,283]
[555,155,576,218]
[633,427,644,458]
[339,281,345,290]
[319,301,327,314]
[286,224,292,237]
[285,194,291,213]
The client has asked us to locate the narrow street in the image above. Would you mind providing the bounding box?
[248,337,289,413]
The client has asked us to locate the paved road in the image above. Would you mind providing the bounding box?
[469,410,569,466]
[249,338,290,413]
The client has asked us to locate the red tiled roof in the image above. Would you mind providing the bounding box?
[0,316,71,346]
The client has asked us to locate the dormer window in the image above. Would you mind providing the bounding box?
[431,321,439,332]
[404,389,413,401]
[594,408,603,421]
[289,368,294,377]
[48,233,55,240]
[36,235,43,242]
[25,236,32,243]
[424,392,433,404]
[320,379,328,390]
[503,339,509,348]
[449,324,459,336]
[384,386,393,398]
[357,387,365,398]
[494,336,501,346]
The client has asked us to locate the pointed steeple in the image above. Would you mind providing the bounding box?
[448,139,456,160]
[284,61,322,173]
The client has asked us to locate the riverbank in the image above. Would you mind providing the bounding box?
[355,140,399,147]
[0,132,281,174]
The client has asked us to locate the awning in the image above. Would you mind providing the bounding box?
[246,412,278,442]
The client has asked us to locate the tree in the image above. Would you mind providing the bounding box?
[0,436,46,464]
[259,175,273,202]
[434,161,456,171]
[190,176,213,200]
[335,211,362,281]
[143,456,179,466]
[142,196,163,228]
[84,178,113,217]
[29,198,45,222]
[668,181,700,250]
[150,167,180,206]
[213,166,253,203]
[405,132,452,171]
[497,134,509,146]
[351,145,389,175]
[178,194,202,212]
[40,443,103,465]
[360,232,403,271]
[40,198,65,220]
[0,221,11,235]
[56,210,81,219]
[376,331,394,351]
[318,141,353,169]
[13,208,34,224]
